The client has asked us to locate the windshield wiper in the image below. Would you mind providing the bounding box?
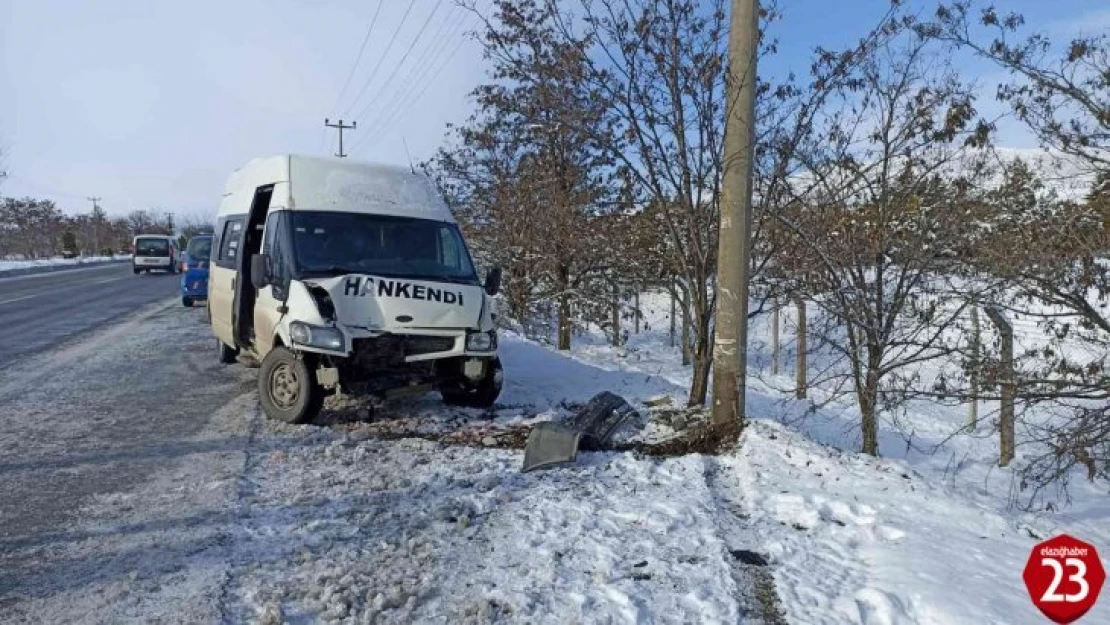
[429,275,479,285]
[302,265,364,276]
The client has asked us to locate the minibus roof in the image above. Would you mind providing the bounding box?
[217,154,455,223]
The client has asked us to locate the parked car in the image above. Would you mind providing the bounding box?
[180,234,213,307]
[209,154,503,424]
[132,235,178,274]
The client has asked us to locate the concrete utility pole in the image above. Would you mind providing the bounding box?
[711,0,760,428]
[325,118,357,158]
[87,196,103,256]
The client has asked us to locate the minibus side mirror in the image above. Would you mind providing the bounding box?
[250,253,269,289]
[484,266,502,297]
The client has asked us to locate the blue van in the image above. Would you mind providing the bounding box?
[181,235,213,307]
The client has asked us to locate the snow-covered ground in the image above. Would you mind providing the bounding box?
[0,254,129,273]
[9,289,1107,624]
[568,291,1110,624]
[210,290,1110,623]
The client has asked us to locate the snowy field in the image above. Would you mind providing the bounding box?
[7,290,1107,624]
[570,291,1110,624]
[0,254,130,273]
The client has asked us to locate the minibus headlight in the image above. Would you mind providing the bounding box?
[465,330,497,352]
[289,322,344,351]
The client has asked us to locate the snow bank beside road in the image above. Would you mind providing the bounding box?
[0,254,130,274]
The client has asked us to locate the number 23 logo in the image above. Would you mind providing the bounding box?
[1041,558,1090,603]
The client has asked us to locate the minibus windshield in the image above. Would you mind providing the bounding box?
[290,211,479,284]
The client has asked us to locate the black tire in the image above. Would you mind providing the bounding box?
[441,358,503,409]
[182,296,194,307]
[217,340,238,364]
[133,267,140,275]
[258,347,323,424]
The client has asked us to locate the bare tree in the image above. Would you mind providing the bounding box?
[432,0,619,349]
[779,26,996,456]
[923,2,1109,490]
[926,2,1109,174]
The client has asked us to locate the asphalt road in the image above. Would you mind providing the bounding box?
[0,295,254,622]
[0,263,182,366]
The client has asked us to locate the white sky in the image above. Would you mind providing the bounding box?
[0,0,489,218]
[1,0,1104,220]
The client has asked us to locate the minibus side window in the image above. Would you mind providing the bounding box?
[217,218,244,268]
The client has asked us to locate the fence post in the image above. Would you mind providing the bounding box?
[611,279,621,347]
[771,298,780,375]
[669,280,676,348]
[681,286,691,366]
[984,306,1015,467]
[968,303,981,430]
[634,290,641,334]
[795,296,807,399]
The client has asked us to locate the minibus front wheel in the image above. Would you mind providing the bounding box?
[259,347,324,424]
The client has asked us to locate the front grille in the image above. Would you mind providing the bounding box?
[404,335,455,355]
[349,335,456,370]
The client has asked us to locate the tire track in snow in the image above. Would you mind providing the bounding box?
[703,454,790,625]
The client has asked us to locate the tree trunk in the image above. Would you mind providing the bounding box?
[771,298,780,375]
[795,296,807,399]
[689,322,713,406]
[860,358,880,456]
[557,264,571,351]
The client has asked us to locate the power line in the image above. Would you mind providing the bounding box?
[329,0,385,116]
[340,0,419,120]
[350,0,446,124]
[356,23,474,152]
[350,6,478,154]
[347,4,468,153]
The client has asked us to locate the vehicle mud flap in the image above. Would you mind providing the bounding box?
[567,391,640,450]
[521,423,581,473]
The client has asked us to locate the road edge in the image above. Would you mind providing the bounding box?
[0,258,130,279]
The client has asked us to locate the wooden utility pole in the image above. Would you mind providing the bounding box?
[711,0,760,428]
[984,306,1015,467]
[325,118,357,158]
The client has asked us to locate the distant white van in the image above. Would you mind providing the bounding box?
[132,234,178,274]
[208,154,503,424]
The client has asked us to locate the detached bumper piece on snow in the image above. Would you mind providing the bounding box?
[521,392,640,472]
